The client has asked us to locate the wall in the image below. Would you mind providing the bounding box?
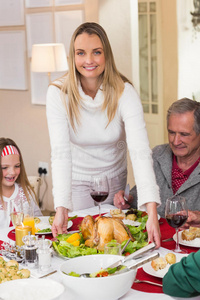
[0,0,99,213]
[0,66,53,211]
[98,0,132,81]
[177,0,200,101]
[160,0,178,141]
[0,0,180,210]
[98,0,135,186]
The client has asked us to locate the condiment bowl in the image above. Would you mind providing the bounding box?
[59,254,136,300]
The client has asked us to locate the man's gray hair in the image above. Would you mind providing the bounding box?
[167,98,200,135]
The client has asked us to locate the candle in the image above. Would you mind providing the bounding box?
[15,225,32,246]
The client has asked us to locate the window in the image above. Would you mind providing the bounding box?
[138,1,158,114]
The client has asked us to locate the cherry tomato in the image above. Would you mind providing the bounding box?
[141,212,148,217]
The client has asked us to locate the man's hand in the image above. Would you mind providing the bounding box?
[145,202,161,248]
[181,210,200,229]
[51,206,69,238]
[113,190,133,210]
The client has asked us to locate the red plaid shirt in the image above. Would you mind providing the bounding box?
[172,154,200,194]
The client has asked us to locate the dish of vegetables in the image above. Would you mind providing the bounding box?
[52,214,148,259]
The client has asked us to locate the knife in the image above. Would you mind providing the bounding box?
[162,238,174,242]
[106,242,156,269]
[124,184,130,202]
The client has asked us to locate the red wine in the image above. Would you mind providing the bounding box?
[166,214,187,228]
[90,192,108,203]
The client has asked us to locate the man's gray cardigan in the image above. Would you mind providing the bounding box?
[130,144,200,217]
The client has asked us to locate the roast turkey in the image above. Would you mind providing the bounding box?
[81,215,134,251]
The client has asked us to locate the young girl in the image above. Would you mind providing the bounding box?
[0,137,42,228]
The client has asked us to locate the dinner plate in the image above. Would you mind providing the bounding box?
[0,278,65,300]
[35,216,73,235]
[173,230,200,248]
[143,252,188,278]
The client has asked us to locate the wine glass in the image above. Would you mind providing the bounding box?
[90,175,109,216]
[165,195,188,253]
[9,198,24,227]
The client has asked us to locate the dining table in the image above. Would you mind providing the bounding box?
[0,204,200,300]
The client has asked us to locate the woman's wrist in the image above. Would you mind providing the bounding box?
[56,206,68,212]
[145,202,158,219]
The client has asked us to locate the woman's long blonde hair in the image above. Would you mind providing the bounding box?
[52,22,132,130]
[0,138,36,209]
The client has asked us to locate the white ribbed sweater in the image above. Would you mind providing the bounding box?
[46,82,161,211]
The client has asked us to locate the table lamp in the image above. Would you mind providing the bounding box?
[31,43,68,83]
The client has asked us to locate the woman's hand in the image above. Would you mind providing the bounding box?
[113,190,133,210]
[145,202,161,248]
[51,206,69,238]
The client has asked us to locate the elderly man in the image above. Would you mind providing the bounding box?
[114,98,200,227]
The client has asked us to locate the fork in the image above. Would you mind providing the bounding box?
[134,279,163,287]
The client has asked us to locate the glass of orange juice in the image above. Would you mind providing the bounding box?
[23,203,35,235]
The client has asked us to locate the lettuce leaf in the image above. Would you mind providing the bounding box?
[52,240,98,258]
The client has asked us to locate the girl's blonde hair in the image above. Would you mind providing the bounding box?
[0,138,36,209]
[52,22,132,130]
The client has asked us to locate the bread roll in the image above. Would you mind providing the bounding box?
[151,257,167,271]
[181,230,196,241]
[110,209,125,220]
[189,227,200,237]
[165,253,176,264]
[182,226,200,241]
[126,214,137,221]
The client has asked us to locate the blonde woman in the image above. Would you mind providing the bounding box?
[46,22,161,246]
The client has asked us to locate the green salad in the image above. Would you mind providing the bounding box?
[65,265,126,278]
[37,228,52,233]
[52,214,148,258]
[52,233,101,258]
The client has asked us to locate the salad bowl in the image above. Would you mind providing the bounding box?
[60,254,136,300]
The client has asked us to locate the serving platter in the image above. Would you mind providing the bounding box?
[143,252,188,278]
[173,231,200,248]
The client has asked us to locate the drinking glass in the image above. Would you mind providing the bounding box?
[90,175,109,216]
[165,195,188,253]
[9,199,24,227]
[104,242,121,255]
[23,202,35,235]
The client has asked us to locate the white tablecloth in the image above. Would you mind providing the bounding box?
[0,204,199,300]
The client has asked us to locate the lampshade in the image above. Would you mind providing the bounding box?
[31,43,68,73]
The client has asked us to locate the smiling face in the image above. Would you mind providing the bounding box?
[74,33,105,82]
[168,111,200,161]
[1,154,21,191]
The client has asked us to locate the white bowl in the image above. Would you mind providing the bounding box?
[0,278,65,300]
[60,254,136,300]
